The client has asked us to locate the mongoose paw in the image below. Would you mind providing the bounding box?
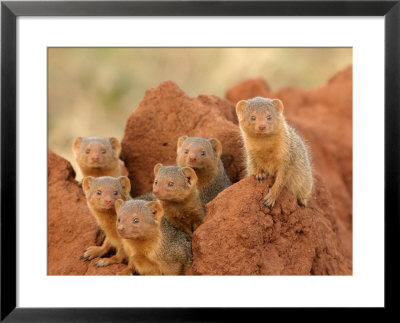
[94,258,113,268]
[254,171,267,182]
[81,246,104,261]
[263,192,276,208]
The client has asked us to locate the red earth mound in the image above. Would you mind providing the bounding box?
[120,81,246,197]
[191,175,351,275]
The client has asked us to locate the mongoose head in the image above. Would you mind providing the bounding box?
[115,199,163,240]
[82,176,131,212]
[236,97,285,136]
[73,136,121,169]
[152,164,198,201]
[176,136,222,171]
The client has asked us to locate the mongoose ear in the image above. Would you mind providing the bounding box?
[82,176,94,195]
[145,201,164,222]
[236,100,248,120]
[271,99,284,115]
[154,163,163,176]
[115,199,124,213]
[109,137,121,156]
[177,135,188,151]
[208,138,222,158]
[181,167,198,187]
[118,176,131,195]
[72,137,83,158]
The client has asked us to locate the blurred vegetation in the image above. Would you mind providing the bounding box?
[48,48,352,179]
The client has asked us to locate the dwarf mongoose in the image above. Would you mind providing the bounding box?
[236,97,313,207]
[73,136,125,178]
[152,164,204,236]
[115,199,192,275]
[81,176,131,267]
[176,136,231,205]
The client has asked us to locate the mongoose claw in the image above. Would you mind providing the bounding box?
[262,200,272,208]
[254,171,267,182]
[80,255,89,261]
[80,254,90,261]
[94,258,112,268]
[263,192,276,208]
[82,246,103,261]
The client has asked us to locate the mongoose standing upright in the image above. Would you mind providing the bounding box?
[176,136,232,205]
[115,199,192,275]
[236,97,313,207]
[73,136,125,178]
[152,164,205,236]
[81,176,131,267]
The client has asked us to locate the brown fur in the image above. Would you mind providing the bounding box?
[81,176,131,267]
[73,136,125,178]
[152,164,204,236]
[176,136,232,205]
[236,97,313,207]
[115,200,192,275]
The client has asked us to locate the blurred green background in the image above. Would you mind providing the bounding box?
[48,48,352,180]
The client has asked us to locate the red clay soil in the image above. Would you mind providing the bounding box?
[120,81,246,197]
[48,67,352,275]
[191,175,351,275]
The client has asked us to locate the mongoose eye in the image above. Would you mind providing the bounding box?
[101,149,106,154]
[251,116,256,121]
[154,180,158,185]
[184,149,189,154]
[96,190,102,195]
[113,191,118,196]
[201,151,206,156]
[267,115,272,120]
[133,218,140,223]
[168,182,174,187]
[117,217,120,223]
[85,149,90,154]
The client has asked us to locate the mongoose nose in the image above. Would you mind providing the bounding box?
[153,190,159,196]
[259,125,266,131]
[105,199,112,204]
[117,226,124,233]
[189,156,196,162]
[92,156,99,161]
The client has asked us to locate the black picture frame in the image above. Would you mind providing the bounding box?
[1,0,399,321]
